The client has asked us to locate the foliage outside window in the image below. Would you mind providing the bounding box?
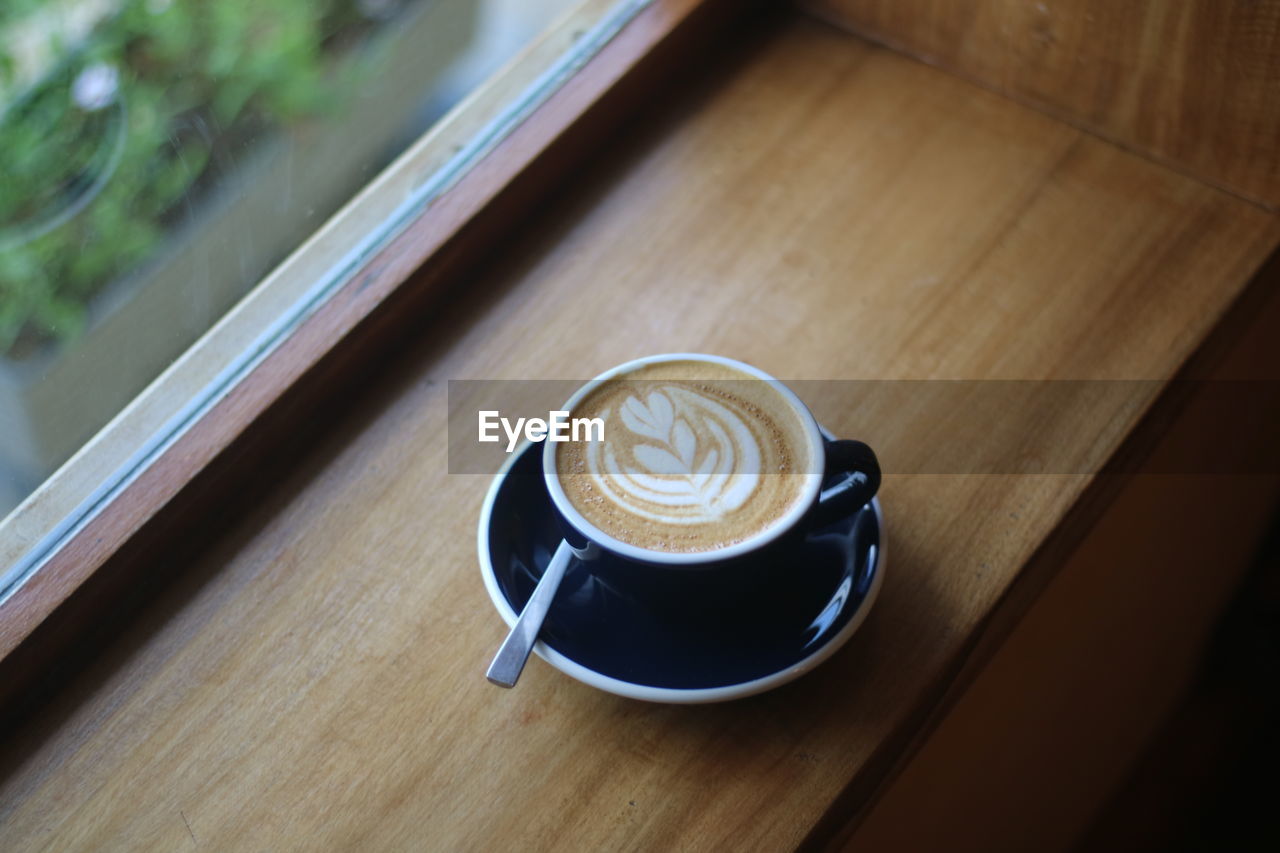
[0,0,384,356]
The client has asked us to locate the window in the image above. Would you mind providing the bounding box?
[0,0,656,618]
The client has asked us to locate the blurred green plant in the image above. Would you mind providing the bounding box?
[0,0,376,356]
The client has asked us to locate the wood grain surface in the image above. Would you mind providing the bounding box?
[1,15,1277,852]
[803,0,1280,208]
[839,275,1280,851]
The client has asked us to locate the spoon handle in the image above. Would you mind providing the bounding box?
[486,540,574,688]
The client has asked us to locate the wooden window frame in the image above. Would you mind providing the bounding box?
[0,0,750,692]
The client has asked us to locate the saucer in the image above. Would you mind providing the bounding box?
[477,441,885,703]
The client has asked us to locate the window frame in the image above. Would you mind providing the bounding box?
[0,0,742,673]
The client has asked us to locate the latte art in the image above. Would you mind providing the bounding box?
[555,359,821,553]
[589,387,762,524]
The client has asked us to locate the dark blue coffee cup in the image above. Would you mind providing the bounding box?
[542,354,880,578]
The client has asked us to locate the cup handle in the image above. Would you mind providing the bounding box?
[810,439,881,529]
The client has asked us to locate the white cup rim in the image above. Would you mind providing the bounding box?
[541,353,826,566]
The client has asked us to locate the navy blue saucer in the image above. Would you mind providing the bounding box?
[478,441,884,702]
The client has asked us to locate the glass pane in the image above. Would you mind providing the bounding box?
[0,0,650,599]
[0,0,632,515]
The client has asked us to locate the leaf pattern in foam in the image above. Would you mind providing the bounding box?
[620,391,674,441]
[672,419,695,468]
[597,384,759,520]
[632,443,686,475]
[692,448,717,490]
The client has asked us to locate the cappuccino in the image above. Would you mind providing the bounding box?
[554,360,820,553]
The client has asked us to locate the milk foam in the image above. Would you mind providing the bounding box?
[555,360,817,553]
[588,386,761,524]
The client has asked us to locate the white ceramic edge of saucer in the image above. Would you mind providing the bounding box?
[477,440,886,704]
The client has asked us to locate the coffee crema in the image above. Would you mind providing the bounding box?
[554,360,819,553]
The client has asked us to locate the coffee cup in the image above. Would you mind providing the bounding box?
[542,353,880,570]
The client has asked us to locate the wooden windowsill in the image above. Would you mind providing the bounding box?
[1,9,1277,851]
[0,0,703,665]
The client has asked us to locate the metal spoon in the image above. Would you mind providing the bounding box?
[486,540,574,687]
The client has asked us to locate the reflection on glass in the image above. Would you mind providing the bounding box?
[0,0,583,516]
